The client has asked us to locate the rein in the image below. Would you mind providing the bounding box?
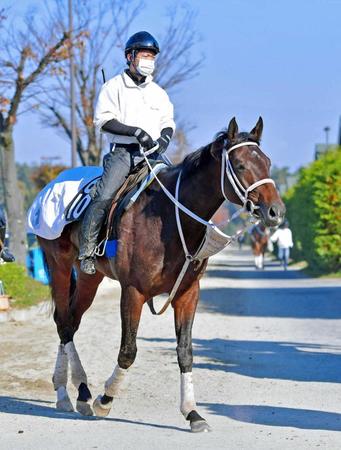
[140,141,275,314]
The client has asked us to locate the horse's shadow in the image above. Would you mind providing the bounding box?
[0,396,187,432]
[198,402,341,432]
[141,337,341,384]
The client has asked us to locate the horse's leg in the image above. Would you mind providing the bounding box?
[65,269,104,416]
[174,280,211,433]
[93,285,144,417]
[53,343,73,412]
[48,254,76,413]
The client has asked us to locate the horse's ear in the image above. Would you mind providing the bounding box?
[250,116,263,142]
[227,117,238,141]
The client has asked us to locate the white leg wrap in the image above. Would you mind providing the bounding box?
[255,255,262,268]
[52,344,68,390]
[56,386,74,412]
[104,364,128,397]
[180,372,196,418]
[64,341,87,388]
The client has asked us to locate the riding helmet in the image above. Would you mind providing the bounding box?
[125,31,160,56]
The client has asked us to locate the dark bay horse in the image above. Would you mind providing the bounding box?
[250,223,270,269]
[38,117,285,432]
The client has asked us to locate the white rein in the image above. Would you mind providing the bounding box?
[140,141,275,314]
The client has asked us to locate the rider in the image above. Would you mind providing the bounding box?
[79,31,175,275]
[0,205,15,263]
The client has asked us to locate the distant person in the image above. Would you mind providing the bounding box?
[0,205,15,262]
[237,233,245,250]
[270,220,293,270]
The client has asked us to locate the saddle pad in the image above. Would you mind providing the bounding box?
[27,166,102,240]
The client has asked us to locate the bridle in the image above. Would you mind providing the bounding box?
[139,140,276,231]
[221,141,275,215]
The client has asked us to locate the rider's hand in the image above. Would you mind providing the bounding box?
[156,136,170,154]
[134,128,155,150]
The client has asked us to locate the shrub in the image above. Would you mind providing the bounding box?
[284,148,341,274]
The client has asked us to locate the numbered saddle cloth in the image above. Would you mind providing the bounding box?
[27,167,102,240]
[27,163,167,241]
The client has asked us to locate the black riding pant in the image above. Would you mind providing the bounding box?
[79,144,145,258]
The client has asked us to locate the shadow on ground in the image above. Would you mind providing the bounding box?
[140,337,341,383]
[0,396,186,431]
[198,402,341,432]
[199,286,341,319]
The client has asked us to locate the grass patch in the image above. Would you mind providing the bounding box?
[0,263,50,309]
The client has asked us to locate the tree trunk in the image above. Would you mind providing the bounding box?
[0,127,27,264]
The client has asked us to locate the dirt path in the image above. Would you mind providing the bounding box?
[1,246,341,449]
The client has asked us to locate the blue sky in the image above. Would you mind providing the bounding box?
[8,0,341,170]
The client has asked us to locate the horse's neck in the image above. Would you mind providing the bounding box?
[178,151,224,223]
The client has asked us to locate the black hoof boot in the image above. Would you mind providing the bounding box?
[187,410,211,433]
[80,257,96,275]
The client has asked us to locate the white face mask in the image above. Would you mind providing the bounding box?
[136,58,155,76]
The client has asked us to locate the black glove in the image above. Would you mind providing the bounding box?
[156,135,170,154]
[134,128,155,150]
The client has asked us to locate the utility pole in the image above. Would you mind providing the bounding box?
[323,126,330,147]
[69,0,77,167]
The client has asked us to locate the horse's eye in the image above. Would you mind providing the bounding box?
[235,163,245,171]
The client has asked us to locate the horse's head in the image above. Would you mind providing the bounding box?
[213,117,285,227]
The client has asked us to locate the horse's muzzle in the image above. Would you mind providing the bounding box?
[258,201,286,227]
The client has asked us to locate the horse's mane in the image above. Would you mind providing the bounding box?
[177,130,259,178]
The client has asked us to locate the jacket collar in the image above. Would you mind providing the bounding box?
[122,70,153,88]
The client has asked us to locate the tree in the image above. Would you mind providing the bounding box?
[30,163,67,190]
[0,6,72,263]
[168,120,195,164]
[37,1,202,166]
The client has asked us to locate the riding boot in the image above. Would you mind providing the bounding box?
[78,199,111,274]
[78,147,133,274]
[0,248,15,263]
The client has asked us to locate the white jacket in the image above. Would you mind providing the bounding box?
[270,228,293,249]
[94,71,175,146]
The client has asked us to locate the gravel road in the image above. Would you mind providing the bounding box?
[1,246,341,449]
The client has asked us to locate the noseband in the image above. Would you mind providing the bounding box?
[221,141,275,214]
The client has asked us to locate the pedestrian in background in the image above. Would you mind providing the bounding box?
[270,220,293,270]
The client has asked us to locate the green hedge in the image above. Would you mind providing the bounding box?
[284,148,341,274]
[0,263,50,308]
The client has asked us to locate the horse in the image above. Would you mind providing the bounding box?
[250,223,270,269]
[37,117,285,432]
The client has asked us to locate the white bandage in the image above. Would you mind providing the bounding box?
[52,344,68,389]
[104,365,128,397]
[64,342,88,388]
[180,372,196,417]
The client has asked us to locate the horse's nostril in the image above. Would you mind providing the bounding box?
[268,206,277,218]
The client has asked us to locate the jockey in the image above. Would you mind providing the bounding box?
[0,205,15,263]
[79,31,175,274]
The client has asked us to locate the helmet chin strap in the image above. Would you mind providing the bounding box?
[221,141,276,213]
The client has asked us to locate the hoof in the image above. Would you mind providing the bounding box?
[56,387,74,412]
[56,398,74,412]
[93,395,112,418]
[76,400,93,416]
[190,420,212,433]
